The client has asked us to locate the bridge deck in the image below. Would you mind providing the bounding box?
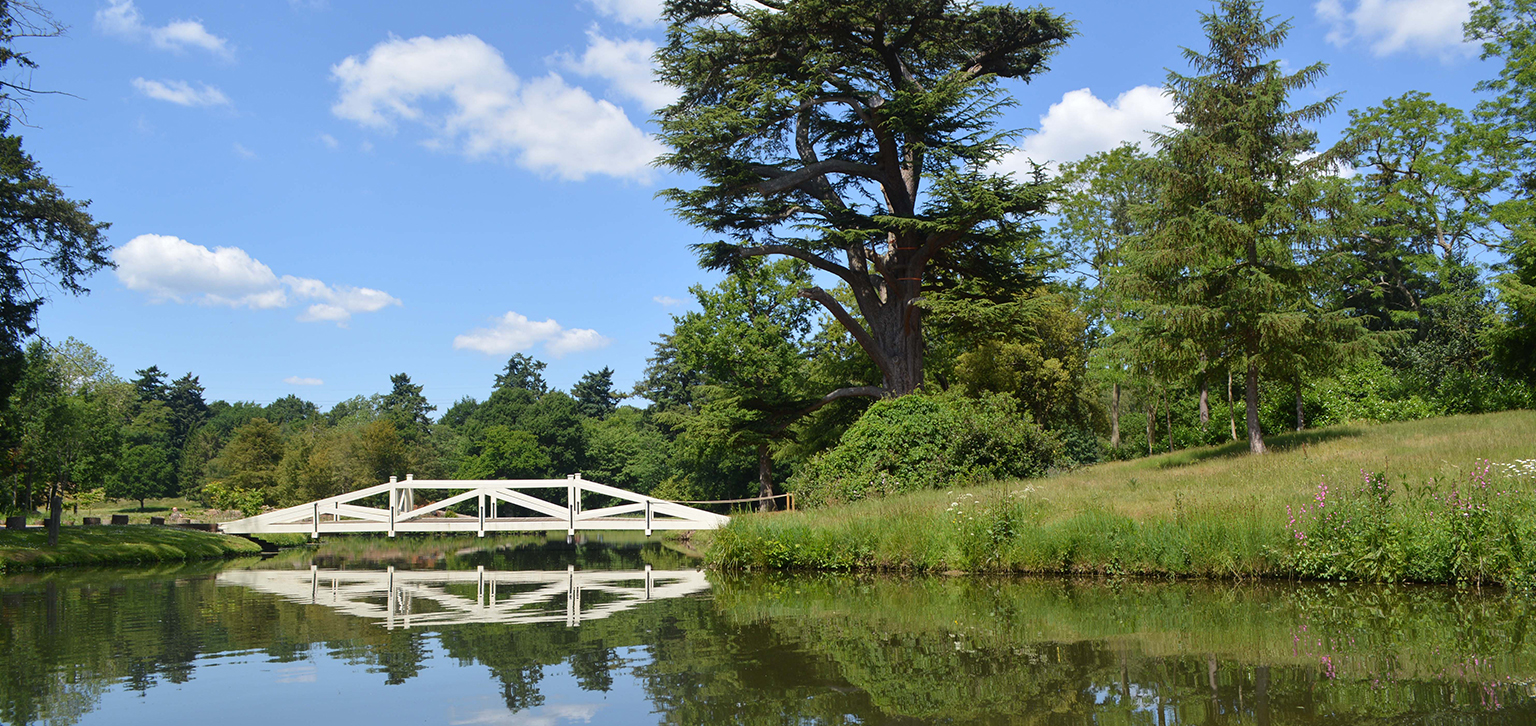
[219,475,730,537]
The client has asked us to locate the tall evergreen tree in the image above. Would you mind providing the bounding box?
[1126,0,1365,453]
[494,354,548,396]
[572,367,621,420]
[656,0,1071,397]
[131,365,169,405]
[380,373,435,434]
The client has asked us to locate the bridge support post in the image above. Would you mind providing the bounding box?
[312,503,319,540]
[566,475,576,537]
[388,477,397,538]
[478,492,485,538]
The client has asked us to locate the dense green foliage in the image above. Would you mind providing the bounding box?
[789,392,1058,507]
[657,0,1070,396]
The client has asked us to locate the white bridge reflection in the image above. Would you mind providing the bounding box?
[217,566,711,630]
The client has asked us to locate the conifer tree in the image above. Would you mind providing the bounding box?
[1126,0,1364,453]
[656,0,1072,397]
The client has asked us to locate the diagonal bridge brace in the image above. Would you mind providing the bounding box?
[219,474,731,538]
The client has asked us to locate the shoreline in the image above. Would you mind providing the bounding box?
[705,412,1536,588]
[0,526,264,573]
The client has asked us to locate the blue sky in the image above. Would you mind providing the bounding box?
[19,0,1495,412]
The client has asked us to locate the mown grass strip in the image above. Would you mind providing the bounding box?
[0,526,263,572]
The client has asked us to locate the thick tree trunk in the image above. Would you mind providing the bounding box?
[802,282,923,397]
[1295,383,1304,432]
[756,443,776,513]
[876,304,924,395]
[1227,371,1238,442]
[1245,365,1266,454]
[1110,383,1121,449]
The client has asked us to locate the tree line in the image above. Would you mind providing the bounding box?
[3,0,1535,520]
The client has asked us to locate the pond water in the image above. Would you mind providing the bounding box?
[2,535,1534,725]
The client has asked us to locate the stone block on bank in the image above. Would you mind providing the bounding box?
[82,517,101,525]
[110,514,129,525]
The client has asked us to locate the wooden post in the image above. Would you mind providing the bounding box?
[310,564,318,603]
[478,492,485,538]
[645,563,652,600]
[566,564,576,627]
[644,499,652,537]
[388,477,397,538]
[312,503,319,540]
[567,475,576,537]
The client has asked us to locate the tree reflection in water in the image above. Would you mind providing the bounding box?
[2,556,1534,725]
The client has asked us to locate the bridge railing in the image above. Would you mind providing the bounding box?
[218,474,730,537]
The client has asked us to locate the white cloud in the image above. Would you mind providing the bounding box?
[131,78,230,107]
[560,29,679,110]
[453,311,611,358]
[586,0,664,26]
[96,0,233,59]
[319,133,339,149]
[1317,0,1475,59]
[451,703,603,726]
[233,142,257,159]
[113,234,283,307]
[1299,150,1358,179]
[547,328,611,357]
[330,34,663,181]
[284,376,324,386]
[112,234,401,325]
[999,86,1176,174]
[652,295,682,306]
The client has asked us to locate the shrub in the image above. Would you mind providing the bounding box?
[202,481,264,517]
[788,392,1059,507]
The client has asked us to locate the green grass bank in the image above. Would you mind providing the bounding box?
[0,526,263,572]
[707,411,1536,586]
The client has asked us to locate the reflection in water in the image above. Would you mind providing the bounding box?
[3,552,1536,725]
[217,566,710,629]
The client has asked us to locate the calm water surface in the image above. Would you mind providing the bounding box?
[2,535,1534,725]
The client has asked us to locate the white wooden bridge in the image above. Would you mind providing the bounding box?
[218,565,710,629]
[218,474,729,538]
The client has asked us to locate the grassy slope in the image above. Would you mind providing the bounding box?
[0,526,263,572]
[709,411,1536,576]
